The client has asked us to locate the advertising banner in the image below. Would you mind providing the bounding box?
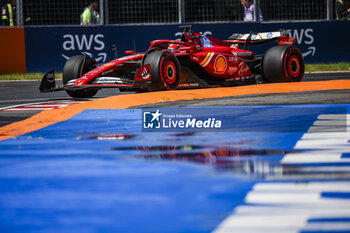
[25,21,350,72]
[0,27,26,73]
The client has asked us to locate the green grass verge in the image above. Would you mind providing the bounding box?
[0,63,349,80]
[305,63,350,72]
[0,73,62,81]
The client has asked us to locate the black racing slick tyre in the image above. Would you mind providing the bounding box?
[63,54,98,98]
[263,46,304,83]
[142,50,181,92]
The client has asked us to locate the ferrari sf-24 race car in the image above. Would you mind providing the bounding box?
[40,25,305,98]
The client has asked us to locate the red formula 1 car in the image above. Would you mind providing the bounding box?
[40,25,304,98]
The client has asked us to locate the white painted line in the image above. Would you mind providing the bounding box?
[289,166,350,172]
[308,126,346,132]
[234,205,350,215]
[253,182,350,191]
[3,108,56,111]
[212,181,350,233]
[313,120,348,126]
[213,214,306,228]
[282,153,350,163]
[246,192,330,205]
[0,101,85,111]
[295,139,349,146]
[304,222,350,231]
[213,114,350,233]
[301,132,350,139]
[317,114,347,120]
[25,104,70,107]
[0,101,52,111]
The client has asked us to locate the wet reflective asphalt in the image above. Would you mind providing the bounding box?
[0,105,350,233]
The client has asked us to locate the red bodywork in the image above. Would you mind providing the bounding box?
[64,29,297,91]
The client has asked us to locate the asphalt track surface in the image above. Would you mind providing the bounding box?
[0,72,349,106]
[0,80,132,126]
[0,72,349,127]
[1,73,350,233]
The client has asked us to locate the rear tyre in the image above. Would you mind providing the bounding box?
[63,54,98,98]
[263,46,304,83]
[142,50,181,91]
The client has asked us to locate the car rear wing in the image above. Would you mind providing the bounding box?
[226,30,295,49]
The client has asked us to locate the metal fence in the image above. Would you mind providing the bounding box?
[108,0,179,24]
[1,0,348,26]
[22,0,87,25]
[261,0,328,21]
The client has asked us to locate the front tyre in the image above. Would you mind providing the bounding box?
[142,50,181,91]
[263,46,304,83]
[63,54,98,98]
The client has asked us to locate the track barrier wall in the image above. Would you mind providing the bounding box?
[20,21,350,73]
[0,27,26,73]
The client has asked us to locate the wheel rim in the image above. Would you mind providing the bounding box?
[163,60,177,85]
[287,55,301,78]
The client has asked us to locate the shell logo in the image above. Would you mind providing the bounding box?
[214,55,227,73]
